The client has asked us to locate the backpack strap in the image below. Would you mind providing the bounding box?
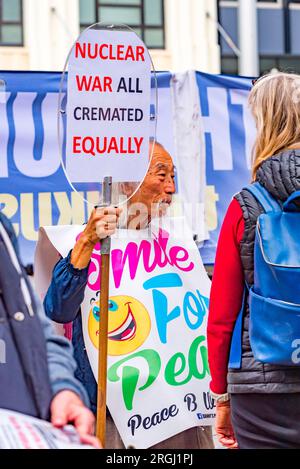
[228,287,246,369]
[243,182,282,213]
[283,190,300,212]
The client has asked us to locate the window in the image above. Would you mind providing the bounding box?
[260,55,300,74]
[221,55,300,75]
[0,0,23,46]
[220,1,279,2]
[221,56,238,75]
[79,0,165,49]
[219,1,281,3]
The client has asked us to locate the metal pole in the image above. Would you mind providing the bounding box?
[96,176,112,448]
[238,0,259,77]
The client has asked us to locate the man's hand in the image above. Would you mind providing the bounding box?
[50,390,101,448]
[71,206,122,269]
[215,401,238,449]
[84,206,122,245]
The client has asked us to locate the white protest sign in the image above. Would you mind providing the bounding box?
[37,217,215,449]
[65,28,152,183]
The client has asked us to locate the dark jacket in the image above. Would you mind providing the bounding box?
[0,213,90,417]
[228,149,300,394]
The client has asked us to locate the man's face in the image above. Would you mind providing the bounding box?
[128,143,176,221]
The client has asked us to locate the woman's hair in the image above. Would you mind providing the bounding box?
[249,71,300,180]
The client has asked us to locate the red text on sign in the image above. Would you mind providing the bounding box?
[75,42,145,62]
[76,75,113,92]
[72,136,144,156]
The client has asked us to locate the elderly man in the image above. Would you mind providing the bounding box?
[0,212,100,448]
[44,141,213,449]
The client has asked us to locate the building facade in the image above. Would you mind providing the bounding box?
[0,0,220,73]
[2,1,300,79]
[219,0,300,75]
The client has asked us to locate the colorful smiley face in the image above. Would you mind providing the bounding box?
[88,293,151,356]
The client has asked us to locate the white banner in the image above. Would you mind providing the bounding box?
[36,217,215,449]
[171,71,207,244]
[66,28,151,183]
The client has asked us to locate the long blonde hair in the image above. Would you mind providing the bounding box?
[249,72,300,180]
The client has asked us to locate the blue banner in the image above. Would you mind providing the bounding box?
[0,70,253,266]
[197,72,254,264]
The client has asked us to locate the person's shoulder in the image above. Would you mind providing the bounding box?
[0,212,18,243]
[221,198,244,245]
[225,198,243,222]
[0,212,20,256]
[0,212,13,231]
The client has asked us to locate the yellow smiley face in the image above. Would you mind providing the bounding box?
[88,294,151,356]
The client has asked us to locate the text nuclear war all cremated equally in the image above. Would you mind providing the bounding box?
[69,38,148,159]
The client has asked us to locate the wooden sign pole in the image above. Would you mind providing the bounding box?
[96,176,112,448]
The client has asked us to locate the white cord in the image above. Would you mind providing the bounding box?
[206,11,241,57]
[0,222,34,317]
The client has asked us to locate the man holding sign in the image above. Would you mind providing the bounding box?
[42,141,214,449]
[41,25,214,448]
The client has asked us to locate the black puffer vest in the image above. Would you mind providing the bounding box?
[227,149,300,393]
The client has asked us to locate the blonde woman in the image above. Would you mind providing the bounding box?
[207,72,300,449]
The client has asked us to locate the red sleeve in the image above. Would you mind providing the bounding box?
[207,198,245,394]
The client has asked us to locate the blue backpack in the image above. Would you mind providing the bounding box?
[229,182,300,368]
